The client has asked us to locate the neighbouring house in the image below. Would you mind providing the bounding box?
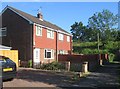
[0,6,72,67]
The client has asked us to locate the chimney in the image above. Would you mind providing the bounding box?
[37,12,43,21]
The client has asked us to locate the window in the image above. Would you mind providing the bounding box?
[44,49,54,59]
[59,50,64,54]
[0,27,7,37]
[47,30,54,39]
[67,36,70,42]
[36,26,42,36]
[59,33,64,41]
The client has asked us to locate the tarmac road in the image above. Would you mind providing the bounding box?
[3,62,120,88]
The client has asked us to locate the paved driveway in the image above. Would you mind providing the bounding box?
[3,62,120,88]
[3,68,75,88]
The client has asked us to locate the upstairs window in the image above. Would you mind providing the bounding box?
[44,49,54,59]
[0,27,7,37]
[67,36,70,42]
[59,33,64,41]
[47,30,54,39]
[36,26,42,36]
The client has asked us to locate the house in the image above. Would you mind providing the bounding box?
[0,6,72,67]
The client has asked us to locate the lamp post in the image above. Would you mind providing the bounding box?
[97,33,102,65]
[97,33,100,51]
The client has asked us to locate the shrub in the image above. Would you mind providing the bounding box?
[108,53,115,62]
[28,59,32,68]
[80,48,109,54]
[41,61,65,70]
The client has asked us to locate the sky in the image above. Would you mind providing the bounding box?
[1,1,119,33]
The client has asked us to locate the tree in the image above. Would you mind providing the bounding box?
[70,22,100,42]
[70,22,86,42]
[88,9,118,43]
[116,30,120,41]
[82,26,100,42]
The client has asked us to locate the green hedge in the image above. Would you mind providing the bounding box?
[80,49,109,54]
[41,61,65,70]
[73,41,119,62]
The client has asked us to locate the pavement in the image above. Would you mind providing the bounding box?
[3,62,120,88]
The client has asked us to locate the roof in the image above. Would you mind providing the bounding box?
[2,6,70,35]
[0,45,12,50]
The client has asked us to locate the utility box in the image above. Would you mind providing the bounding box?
[82,62,88,73]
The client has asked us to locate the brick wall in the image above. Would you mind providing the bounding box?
[58,54,108,71]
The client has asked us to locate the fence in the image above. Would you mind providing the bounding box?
[58,54,108,72]
[0,50,18,67]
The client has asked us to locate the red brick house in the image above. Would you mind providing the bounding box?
[0,6,72,67]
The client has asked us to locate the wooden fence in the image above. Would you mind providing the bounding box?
[58,54,109,72]
[0,50,18,67]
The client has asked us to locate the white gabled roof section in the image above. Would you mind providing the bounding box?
[0,6,33,24]
[0,45,12,50]
[35,23,72,36]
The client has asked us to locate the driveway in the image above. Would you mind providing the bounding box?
[3,68,75,88]
[3,62,120,88]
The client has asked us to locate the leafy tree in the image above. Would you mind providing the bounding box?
[82,26,100,42]
[88,9,118,43]
[70,22,86,42]
[116,30,120,41]
[70,22,100,42]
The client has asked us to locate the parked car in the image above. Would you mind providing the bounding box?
[0,62,3,89]
[0,56,17,80]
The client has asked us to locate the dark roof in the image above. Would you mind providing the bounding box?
[6,6,70,34]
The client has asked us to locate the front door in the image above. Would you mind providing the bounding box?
[34,48,40,63]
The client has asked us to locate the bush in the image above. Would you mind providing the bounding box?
[28,59,32,68]
[108,53,115,62]
[80,48,109,54]
[41,61,65,70]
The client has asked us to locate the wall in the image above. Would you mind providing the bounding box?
[2,8,33,62]
[33,24,72,62]
[0,50,18,67]
[58,54,108,71]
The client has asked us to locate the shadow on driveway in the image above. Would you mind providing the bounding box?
[15,69,75,87]
[4,62,120,88]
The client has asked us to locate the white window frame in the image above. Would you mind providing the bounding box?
[44,49,54,59]
[0,27,7,37]
[36,26,42,36]
[47,29,54,39]
[67,36,70,42]
[59,33,64,41]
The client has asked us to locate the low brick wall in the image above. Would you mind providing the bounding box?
[58,54,108,72]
